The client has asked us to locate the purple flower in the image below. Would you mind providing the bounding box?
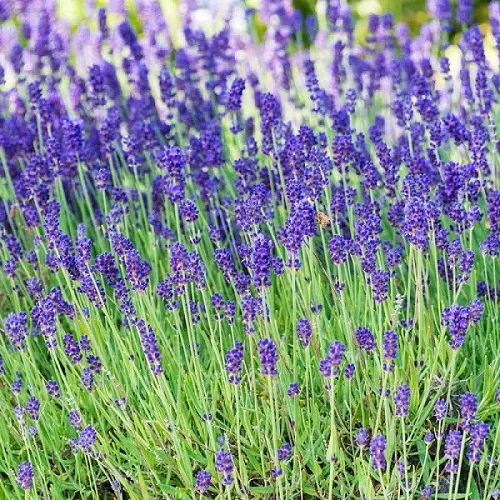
[356,428,370,447]
[4,312,28,350]
[258,338,278,376]
[444,430,463,473]
[124,248,151,291]
[277,443,292,461]
[402,198,437,250]
[251,233,273,288]
[179,200,199,223]
[225,301,236,324]
[310,301,323,314]
[370,434,387,470]
[195,470,212,493]
[329,235,347,264]
[168,242,205,290]
[382,330,398,370]
[69,437,79,455]
[137,320,162,375]
[271,467,283,478]
[81,367,94,391]
[394,384,411,418]
[225,341,244,384]
[458,250,475,284]
[15,406,24,425]
[434,398,447,421]
[25,397,40,421]
[257,92,282,154]
[468,299,484,324]
[457,0,473,24]
[459,392,478,431]
[215,449,234,486]
[370,269,390,303]
[319,340,346,377]
[79,425,97,451]
[32,295,57,348]
[297,318,312,347]
[64,334,82,364]
[344,363,356,379]
[46,380,60,399]
[396,460,411,489]
[241,294,263,334]
[212,293,224,317]
[12,377,23,394]
[424,432,434,444]
[278,201,316,263]
[69,410,82,428]
[227,77,245,112]
[87,355,102,374]
[26,278,43,299]
[467,422,489,462]
[98,8,108,38]
[427,0,452,21]
[356,327,376,352]
[441,304,470,349]
[17,461,34,490]
[287,382,300,397]
[421,485,435,499]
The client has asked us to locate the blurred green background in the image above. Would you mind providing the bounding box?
[57,0,494,40]
[295,0,492,36]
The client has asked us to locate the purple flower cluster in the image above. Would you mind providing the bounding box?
[225,341,244,384]
[17,461,34,490]
[215,449,234,486]
[319,341,346,377]
[382,330,398,370]
[46,380,60,399]
[287,383,300,397]
[434,399,448,421]
[277,443,292,461]
[355,428,370,447]
[26,397,40,421]
[79,425,97,452]
[258,338,278,376]
[251,233,273,288]
[441,299,484,349]
[467,422,489,462]
[370,434,387,470]
[421,485,435,499]
[4,312,28,350]
[296,318,313,347]
[356,327,376,352]
[444,430,463,473]
[459,392,478,431]
[195,470,212,493]
[370,269,390,303]
[394,384,411,418]
[137,320,162,376]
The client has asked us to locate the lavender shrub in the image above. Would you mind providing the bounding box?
[0,0,499,497]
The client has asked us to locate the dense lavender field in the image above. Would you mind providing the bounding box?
[0,0,500,498]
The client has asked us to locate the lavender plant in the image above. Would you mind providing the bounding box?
[0,0,499,498]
